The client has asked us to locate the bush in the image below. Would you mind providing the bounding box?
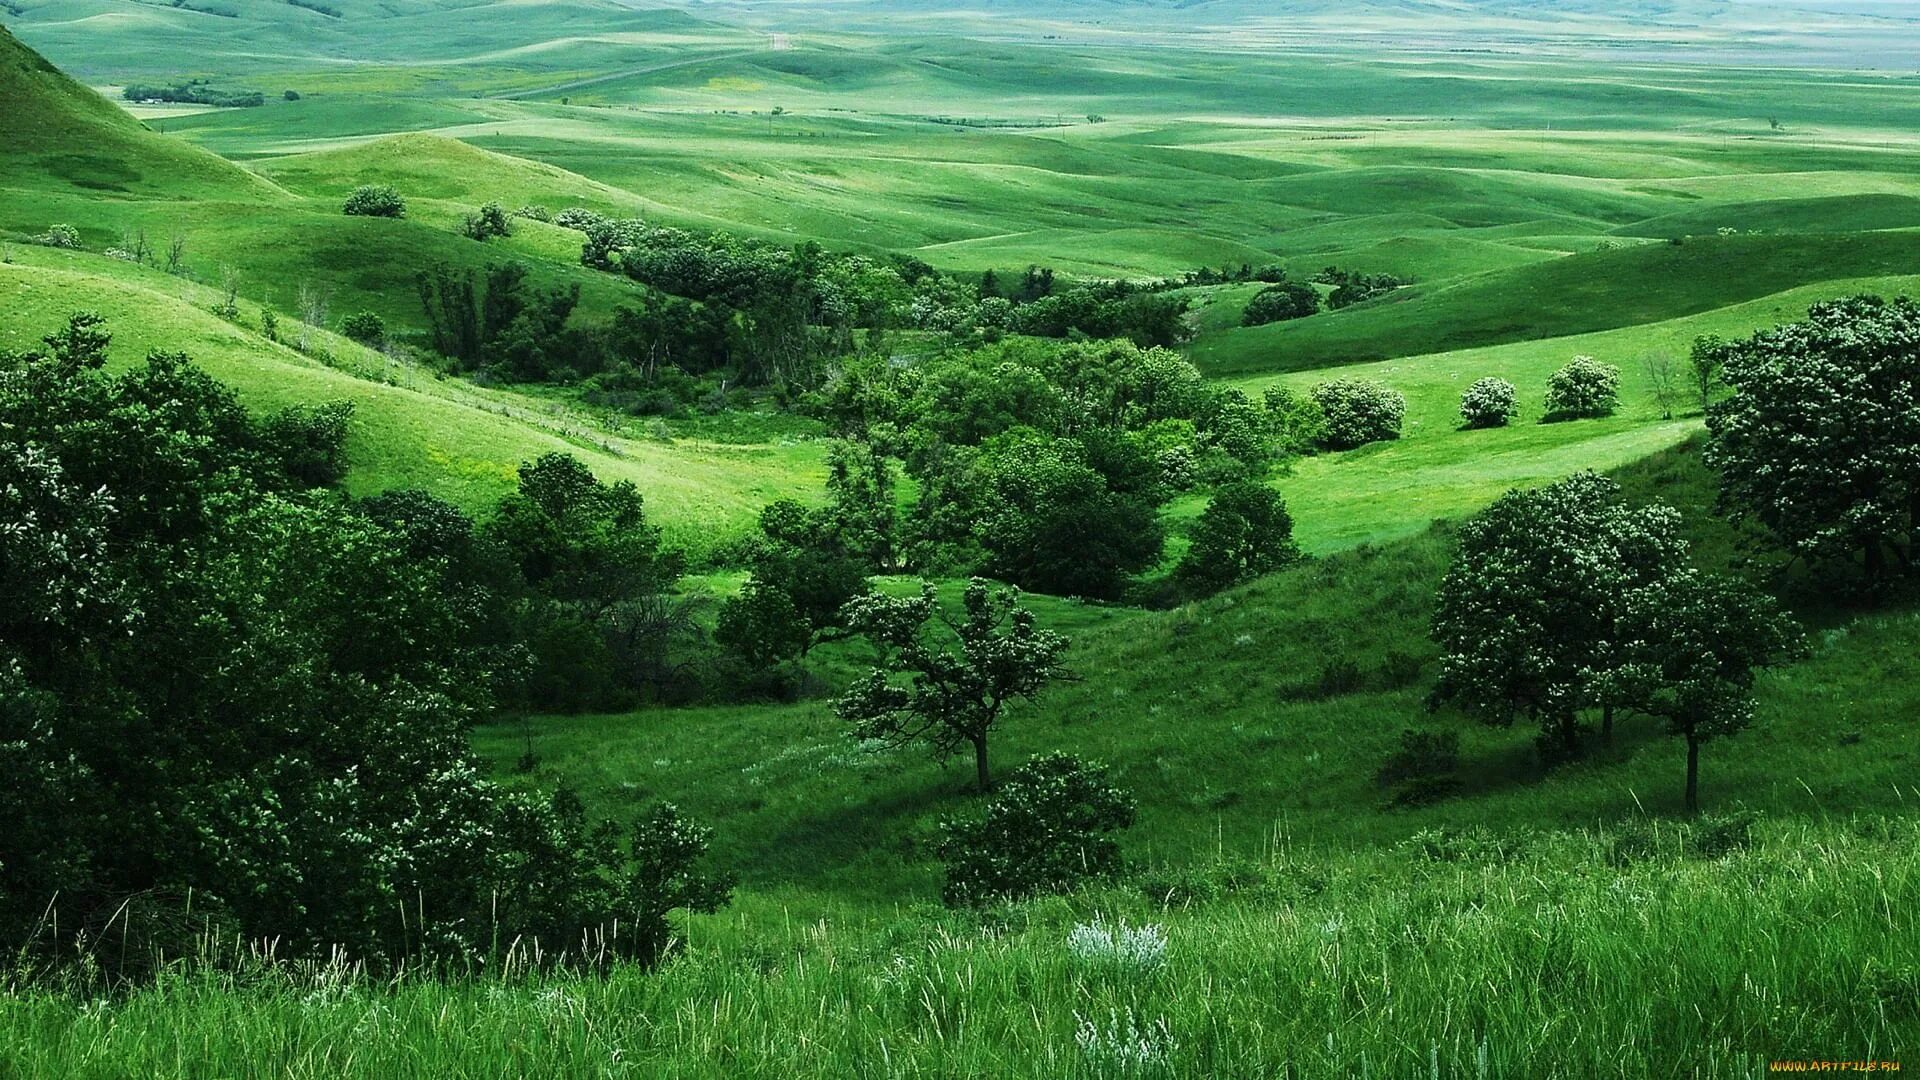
[462,202,513,242]
[1458,376,1518,429]
[1543,356,1620,420]
[340,311,386,346]
[938,753,1135,907]
[1240,283,1320,327]
[1377,728,1462,807]
[554,207,607,231]
[514,205,554,223]
[34,224,80,249]
[342,185,406,219]
[1311,377,1405,449]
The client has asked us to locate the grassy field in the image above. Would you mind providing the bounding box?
[4,9,1920,1074]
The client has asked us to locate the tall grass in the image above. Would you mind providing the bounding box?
[4,818,1912,1077]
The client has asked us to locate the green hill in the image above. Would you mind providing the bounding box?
[0,23,279,200]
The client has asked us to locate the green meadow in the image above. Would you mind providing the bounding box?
[3,3,1920,1072]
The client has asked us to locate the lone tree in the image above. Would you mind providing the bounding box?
[836,578,1070,791]
[1543,355,1620,421]
[1430,472,1687,760]
[1311,377,1405,450]
[716,499,871,669]
[1458,376,1518,429]
[1600,571,1802,812]
[1175,480,1302,596]
[1704,295,1920,583]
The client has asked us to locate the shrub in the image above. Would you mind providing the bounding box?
[1458,376,1518,429]
[1377,728,1462,807]
[34,224,80,249]
[938,753,1135,907]
[462,201,513,242]
[1543,356,1620,420]
[514,205,554,223]
[1310,377,1404,449]
[1065,918,1168,974]
[1240,282,1320,327]
[342,185,406,219]
[554,207,607,231]
[340,311,386,345]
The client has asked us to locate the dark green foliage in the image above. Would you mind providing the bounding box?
[485,453,691,704]
[937,753,1135,907]
[417,262,583,378]
[342,184,406,219]
[0,314,729,971]
[1543,355,1621,420]
[123,81,264,108]
[1175,481,1302,596]
[716,499,872,670]
[1704,295,1920,582]
[461,201,513,242]
[257,400,354,488]
[1430,472,1688,760]
[1377,729,1462,807]
[1241,282,1320,327]
[837,579,1070,791]
[1317,266,1407,308]
[340,310,385,345]
[1311,377,1405,449]
[971,431,1166,599]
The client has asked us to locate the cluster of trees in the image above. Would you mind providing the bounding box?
[1430,472,1801,808]
[343,184,407,219]
[0,314,731,975]
[122,80,265,108]
[807,337,1321,600]
[1316,266,1408,309]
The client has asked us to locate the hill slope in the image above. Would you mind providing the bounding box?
[0,23,278,200]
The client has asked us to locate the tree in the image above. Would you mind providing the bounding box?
[1312,377,1405,449]
[1688,334,1729,412]
[1458,376,1518,429]
[1642,353,1680,420]
[836,579,1070,791]
[1241,282,1320,327]
[972,432,1165,599]
[1175,481,1302,596]
[486,453,690,701]
[1703,296,1920,582]
[1600,571,1802,812]
[1543,356,1620,420]
[342,184,406,219]
[1430,472,1688,760]
[715,500,871,668]
[937,753,1134,906]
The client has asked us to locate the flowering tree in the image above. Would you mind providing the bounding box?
[1704,295,1920,583]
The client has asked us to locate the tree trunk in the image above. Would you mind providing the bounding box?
[973,736,991,792]
[1684,732,1701,815]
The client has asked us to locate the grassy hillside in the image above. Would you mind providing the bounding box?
[0,249,822,550]
[478,443,1920,900]
[0,24,277,201]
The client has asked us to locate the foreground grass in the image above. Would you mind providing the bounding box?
[3,819,1912,1078]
